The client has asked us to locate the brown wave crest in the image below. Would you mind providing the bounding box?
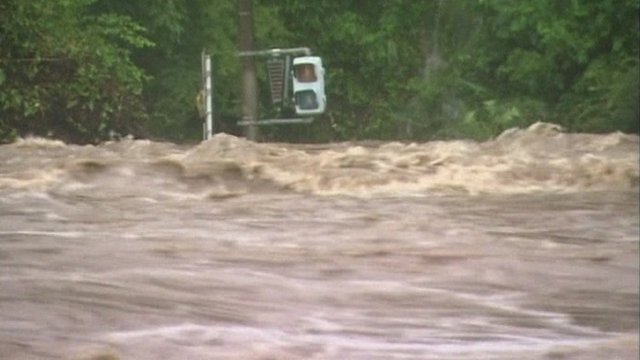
[176,122,638,196]
[1,123,637,197]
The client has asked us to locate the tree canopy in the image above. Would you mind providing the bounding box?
[1,0,638,143]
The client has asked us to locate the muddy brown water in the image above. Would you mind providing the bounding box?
[1,123,638,359]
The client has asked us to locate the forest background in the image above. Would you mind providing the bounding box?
[1,0,638,143]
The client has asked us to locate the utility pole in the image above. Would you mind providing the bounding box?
[238,0,259,141]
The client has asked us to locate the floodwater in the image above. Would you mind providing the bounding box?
[0,123,638,360]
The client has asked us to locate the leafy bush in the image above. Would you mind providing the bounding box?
[0,0,152,143]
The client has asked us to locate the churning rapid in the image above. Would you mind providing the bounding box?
[0,122,638,359]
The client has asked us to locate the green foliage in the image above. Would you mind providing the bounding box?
[558,56,639,133]
[455,98,548,140]
[1,0,637,143]
[0,0,152,143]
[461,0,640,137]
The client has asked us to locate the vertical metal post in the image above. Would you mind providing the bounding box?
[205,54,213,140]
[201,51,206,140]
[283,54,291,109]
[201,51,214,140]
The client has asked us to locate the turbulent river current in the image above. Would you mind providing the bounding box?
[0,122,638,360]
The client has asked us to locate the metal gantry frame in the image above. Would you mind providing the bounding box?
[237,47,315,127]
[201,47,318,140]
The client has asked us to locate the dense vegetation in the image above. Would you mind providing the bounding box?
[1,0,638,143]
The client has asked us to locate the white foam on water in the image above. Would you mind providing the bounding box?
[99,321,629,359]
[0,230,83,238]
[1,124,637,197]
[12,136,68,148]
[0,168,66,190]
[1,128,638,360]
[178,123,639,197]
